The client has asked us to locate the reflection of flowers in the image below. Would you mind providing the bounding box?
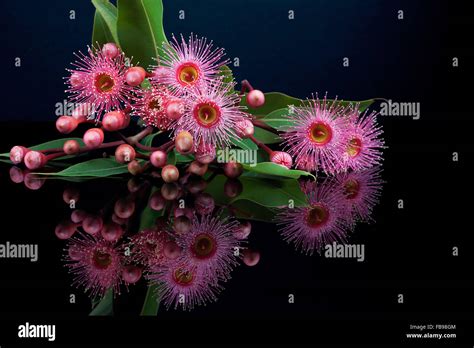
[65,233,124,298]
[277,168,384,255]
[334,166,384,223]
[148,261,222,311]
[277,179,349,255]
[176,215,240,281]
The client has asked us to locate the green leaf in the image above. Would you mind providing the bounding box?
[237,176,308,207]
[140,131,161,147]
[242,92,375,118]
[241,92,305,116]
[141,284,160,316]
[35,158,142,177]
[117,0,168,68]
[167,150,176,165]
[219,65,234,84]
[175,151,193,163]
[230,137,257,150]
[257,99,376,131]
[89,289,113,316]
[91,0,119,45]
[253,127,280,144]
[204,175,308,208]
[242,162,314,180]
[0,138,85,158]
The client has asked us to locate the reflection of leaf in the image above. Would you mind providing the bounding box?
[243,162,314,180]
[230,200,276,222]
[141,284,160,316]
[0,138,85,158]
[205,175,308,208]
[91,0,119,45]
[117,0,168,67]
[35,158,143,177]
[90,289,113,316]
[139,187,164,230]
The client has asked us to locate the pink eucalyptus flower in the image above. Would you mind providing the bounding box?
[66,45,135,120]
[156,34,229,93]
[282,95,351,174]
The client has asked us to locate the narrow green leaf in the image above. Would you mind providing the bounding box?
[175,151,194,163]
[242,162,315,180]
[167,150,176,165]
[236,176,308,207]
[140,131,161,147]
[219,65,234,84]
[230,137,257,150]
[140,284,160,316]
[241,92,305,116]
[91,0,119,45]
[35,158,143,177]
[117,0,168,67]
[253,127,281,144]
[204,175,308,208]
[89,289,113,316]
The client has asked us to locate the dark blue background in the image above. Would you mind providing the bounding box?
[1,0,458,121]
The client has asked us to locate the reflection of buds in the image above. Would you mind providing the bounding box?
[9,166,24,183]
[55,221,77,240]
[71,209,88,223]
[224,178,242,198]
[23,173,45,190]
[242,249,260,266]
[187,160,208,177]
[114,197,135,219]
[122,265,142,284]
[82,215,103,235]
[63,187,80,205]
[173,215,192,234]
[186,176,207,194]
[223,161,243,179]
[149,191,166,211]
[101,222,124,242]
[161,183,180,200]
[163,241,182,260]
[194,193,215,215]
[233,221,251,240]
